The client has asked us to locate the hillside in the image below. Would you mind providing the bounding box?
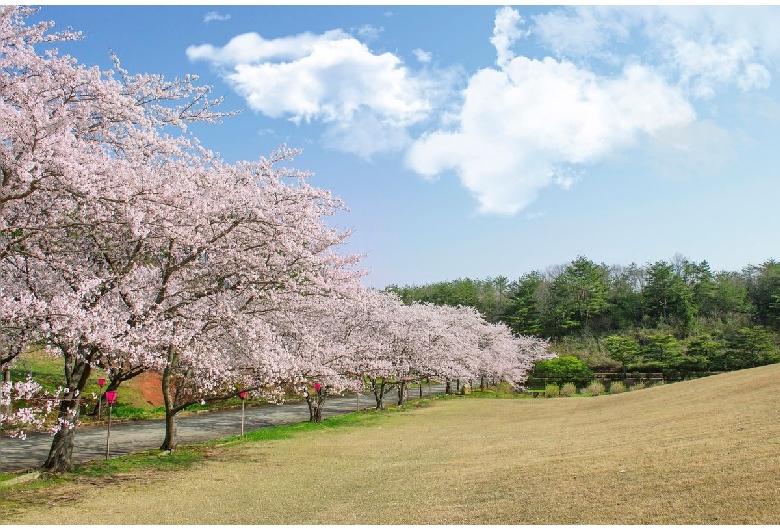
[6,364,780,524]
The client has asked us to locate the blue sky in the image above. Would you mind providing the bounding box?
[29,5,780,288]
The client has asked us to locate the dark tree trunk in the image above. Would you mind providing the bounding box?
[445,380,451,394]
[2,366,9,417]
[456,379,460,392]
[397,380,408,407]
[160,408,178,451]
[42,350,92,472]
[42,420,76,472]
[480,376,486,392]
[419,379,423,398]
[370,378,386,410]
[160,357,178,451]
[306,389,325,423]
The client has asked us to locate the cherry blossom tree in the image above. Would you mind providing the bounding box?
[0,5,234,470]
[480,323,554,387]
[1,6,553,471]
[107,148,365,448]
[331,290,402,410]
[269,290,372,422]
[364,299,554,403]
[2,5,366,458]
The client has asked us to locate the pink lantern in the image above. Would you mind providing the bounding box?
[98,378,105,388]
[105,390,118,404]
[239,390,247,400]
[314,382,322,392]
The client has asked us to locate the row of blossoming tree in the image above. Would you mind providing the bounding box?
[0,6,553,472]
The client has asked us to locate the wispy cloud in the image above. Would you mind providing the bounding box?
[413,48,432,63]
[356,24,383,41]
[532,6,778,99]
[204,11,230,24]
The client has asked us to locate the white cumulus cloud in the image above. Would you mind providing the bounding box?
[187,30,447,159]
[406,7,695,216]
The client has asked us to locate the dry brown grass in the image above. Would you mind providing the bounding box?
[6,365,780,524]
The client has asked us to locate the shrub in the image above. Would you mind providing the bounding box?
[630,381,646,391]
[609,381,626,394]
[496,381,514,395]
[530,356,594,387]
[544,383,559,398]
[585,380,606,396]
[560,382,577,397]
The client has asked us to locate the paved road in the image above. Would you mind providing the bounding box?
[0,384,446,472]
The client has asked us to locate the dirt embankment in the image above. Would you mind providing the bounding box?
[130,371,164,407]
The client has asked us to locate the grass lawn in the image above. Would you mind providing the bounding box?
[3,364,780,524]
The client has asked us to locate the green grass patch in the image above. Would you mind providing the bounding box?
[8,349,68,393]
[461,388,524,399]
[72,447,208,478]
[219,406,403,445]
[110,405,166,420]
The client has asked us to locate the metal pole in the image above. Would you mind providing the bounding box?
[97,391,102,420]
[105,403,113,459]
[241,398,245,436]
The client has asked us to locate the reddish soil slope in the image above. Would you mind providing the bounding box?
[132,371,164,407]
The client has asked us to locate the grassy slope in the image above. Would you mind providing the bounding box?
[4,364,780,524]
[8,349,156,412]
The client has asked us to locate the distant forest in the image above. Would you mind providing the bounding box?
[385,255,780,375]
